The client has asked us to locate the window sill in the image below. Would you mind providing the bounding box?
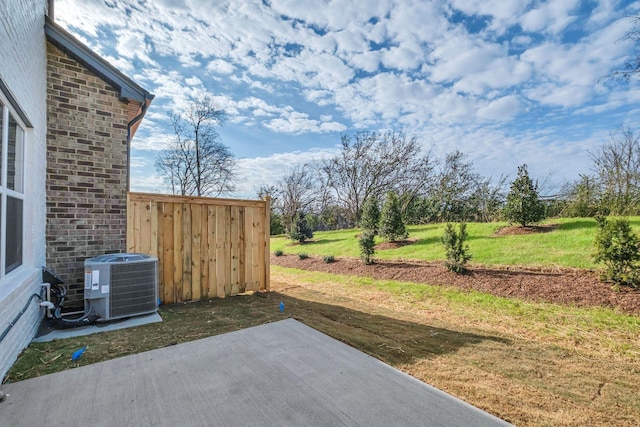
[0,267,40,302]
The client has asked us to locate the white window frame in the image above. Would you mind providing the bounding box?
[0,93,27,278]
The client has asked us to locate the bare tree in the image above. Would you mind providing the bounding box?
[155,137,192,195]
[319,130,430,226]
[590,125,640,215]
[610,15,640,82]
[155,97,236,197]
[395,149,436,218]
[275,165,317,234]
[256,184,278,201]
[256,184,284,235]
[561,174,601,217]
[431,150,480,222]
[471,174,508,222]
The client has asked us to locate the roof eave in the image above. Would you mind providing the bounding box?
[44,18,154,104]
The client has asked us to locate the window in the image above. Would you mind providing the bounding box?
[0,98,26,276]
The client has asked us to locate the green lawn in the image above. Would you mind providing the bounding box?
[271,217,640,269]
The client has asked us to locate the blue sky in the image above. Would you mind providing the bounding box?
[55,0,640,198]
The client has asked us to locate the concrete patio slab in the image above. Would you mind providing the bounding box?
[1,319,511,426]
[33,312,163,343]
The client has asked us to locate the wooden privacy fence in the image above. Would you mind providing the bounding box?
[126,192,270,304]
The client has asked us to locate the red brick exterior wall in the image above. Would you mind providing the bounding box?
[45,42,130,310]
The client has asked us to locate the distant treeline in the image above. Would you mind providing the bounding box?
[261,126,640,235]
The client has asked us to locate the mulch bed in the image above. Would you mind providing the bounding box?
[271,254,640,316]
[493,224,559,236]
[375,238,419,250]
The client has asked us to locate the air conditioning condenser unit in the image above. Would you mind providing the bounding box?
[84,253,158,322]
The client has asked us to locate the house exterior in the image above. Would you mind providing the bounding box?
[0,0,153,380]
[45,16,153,311]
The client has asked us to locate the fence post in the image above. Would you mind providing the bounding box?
[264,196,271,292]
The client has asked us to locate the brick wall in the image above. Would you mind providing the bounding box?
[46,42,131,310]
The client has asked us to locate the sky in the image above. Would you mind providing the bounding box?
[54,0,640,199]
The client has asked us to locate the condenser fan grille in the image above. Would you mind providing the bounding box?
[109,261,157,318]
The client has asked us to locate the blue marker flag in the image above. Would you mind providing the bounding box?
[279,301,284,312]
[71,346,87,361]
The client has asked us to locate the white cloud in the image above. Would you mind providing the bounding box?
[520,0,580,35]
[115,30,156,65]
[264,111,346,134]
[511,35,533,47]
[268,0,390,31]
[130,172,169,195]
[156,0,188,10]
[517,16,635,108]
[234,148,337,198]
[429,35,506,83]
[184,76,202,86]
[207,59,235,75]
[101,54,134,74]
[386,0,450,43]
[347,50,382,73]
[131,132,174,152]
[380,43,424,71]
[330,28,369,54]
[525,83,591,108]
[476,95,522,120]
[586,0,620,29]
[452,56,532,95]
[446,0,531,34]
[55,0,123,36]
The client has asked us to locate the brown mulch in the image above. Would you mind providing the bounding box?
[493,224,558,236]
[375,238,419,250]
[271,254,640,316]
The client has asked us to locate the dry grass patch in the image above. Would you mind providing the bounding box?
[270,268,640,427]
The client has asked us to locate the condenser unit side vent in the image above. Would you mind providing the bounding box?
[109,261,157,319]
[84,253,158,322]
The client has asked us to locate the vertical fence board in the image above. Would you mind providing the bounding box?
[191,205,202,301]
[207,205,217,299]
[244,208,254,290]
[140,201,152,255]
[252,207,261,291]
[150,201,159,258]
[229,206,240,295]
[173,203,184,303]
[126,194,134,252]
[155,202,164,303]
[127,192,269,303]
[162,203,174,304]
[216,205,229,297]
[182,204,192,302]
[130,200,141,252]
[236,206,247,293]
[200,205,209,299]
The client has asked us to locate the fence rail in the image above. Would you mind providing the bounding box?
[127,192,270,304]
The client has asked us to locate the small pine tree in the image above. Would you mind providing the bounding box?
[288,211,313,243]
[324,255,336,264]
[360,196,381,234]
[270,213,285,235]
[503,164,546,227]
[379,191,407,242]
[359,230,376,265]
[593,216,640,288]
[441,223,472,273]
